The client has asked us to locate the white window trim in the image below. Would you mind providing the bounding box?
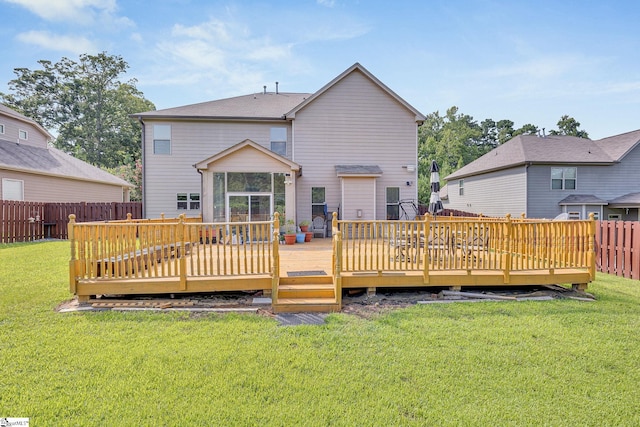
[0,123,5,134]
[551,167,577,190]
[19,129,28,140]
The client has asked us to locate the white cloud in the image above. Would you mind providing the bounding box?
[3,0,133,27]
[317,0,336,7]
[16,30,97,54]
[148,17,297,96]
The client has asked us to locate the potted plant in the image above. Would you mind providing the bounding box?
[299,220,310,232]
[283,219,296,245]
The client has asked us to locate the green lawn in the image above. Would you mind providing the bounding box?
[1,241,639,426]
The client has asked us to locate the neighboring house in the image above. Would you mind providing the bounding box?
[0,104,133,202]
[443,130,640,220]
[133,63,426,225]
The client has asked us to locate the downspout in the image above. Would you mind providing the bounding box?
[137,117,146,218]
[524,162,531,216]
[196,168,204,221]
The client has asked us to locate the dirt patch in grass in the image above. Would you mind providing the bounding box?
[57,285,594,318]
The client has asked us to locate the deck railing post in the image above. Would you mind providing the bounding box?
[423,214,430,284]
[588,213,596,280]
[334,231,343,308]
[178,214,187,290]
[503,214,512,283]
[272,212,280,302]
[68,214,78,294]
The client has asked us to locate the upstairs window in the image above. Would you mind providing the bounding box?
[0,124,4,134]
[459,179,464,196]
[551,167,576,190]
[153,125,171,154]
[270,127,287,156]
[19,129,28,140]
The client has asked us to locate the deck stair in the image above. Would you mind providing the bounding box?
[273,275,341,313]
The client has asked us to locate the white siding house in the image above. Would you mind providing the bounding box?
[134,63,426,226]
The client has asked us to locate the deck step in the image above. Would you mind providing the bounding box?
[278,283,336,299]
[273,297,340,313]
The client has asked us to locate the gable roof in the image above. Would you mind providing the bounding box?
[194,139,301,171]
[132,63,425,124]
[446,130,640,180]
[285,63,426,123]
[133,92,311,121]
[0,104,54,140]
[0,139,133,187]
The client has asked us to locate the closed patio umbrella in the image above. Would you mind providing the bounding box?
[428,160,443,216]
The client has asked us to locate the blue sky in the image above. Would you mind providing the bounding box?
[1,0,639,139]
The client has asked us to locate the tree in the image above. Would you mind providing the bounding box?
[549,115,589,139]
[0,52,155,168]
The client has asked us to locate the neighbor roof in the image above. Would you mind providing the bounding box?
[0,139,133,187]
[608,192,640,207]
[558,194,608,205]
[446,130,640,180]
[133,92,311,121]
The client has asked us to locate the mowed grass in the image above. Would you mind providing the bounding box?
[1,241,639,426]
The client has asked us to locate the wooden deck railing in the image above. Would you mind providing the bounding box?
[69,214,274,289]
[69,212,595,301]
[331,213,596,278]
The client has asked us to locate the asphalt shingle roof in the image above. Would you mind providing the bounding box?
[134,92,312,120]
[446,130,640,180]
[0,139,132,187]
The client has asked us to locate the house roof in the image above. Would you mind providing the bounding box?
[286,63,426,123]
[445,130,640,180]
[132,63,425,124]
[194,139,301,171]
[608,192,640,207]
[0,104,54,140]
[558,194,608,205]
[0,139,133,187]
[335,165,383,177]
[133,92,311,121]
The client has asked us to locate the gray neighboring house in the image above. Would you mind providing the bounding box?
[133,63,426,225]
[443,130,640,220]
[0,104,133,202]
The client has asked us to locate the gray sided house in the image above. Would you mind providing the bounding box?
[134,63,426,226]
[0,104,133,202]
[443,130,640,220]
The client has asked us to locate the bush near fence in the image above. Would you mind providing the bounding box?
[1,201,142,243]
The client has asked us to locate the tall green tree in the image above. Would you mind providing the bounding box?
[549,115,589,139]
[0,52,155,168]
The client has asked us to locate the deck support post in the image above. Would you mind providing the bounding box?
[367,287,376,297]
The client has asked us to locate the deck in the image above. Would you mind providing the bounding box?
[68,213,596,312]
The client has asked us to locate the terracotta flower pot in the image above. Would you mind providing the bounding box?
[284,234,296,245]
[299,225,309,232]
[305,231,313,242]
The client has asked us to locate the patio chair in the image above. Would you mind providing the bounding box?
[312,216,327,238]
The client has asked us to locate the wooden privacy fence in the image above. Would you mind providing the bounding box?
[1,200,142,243]
[596,220,640,280]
